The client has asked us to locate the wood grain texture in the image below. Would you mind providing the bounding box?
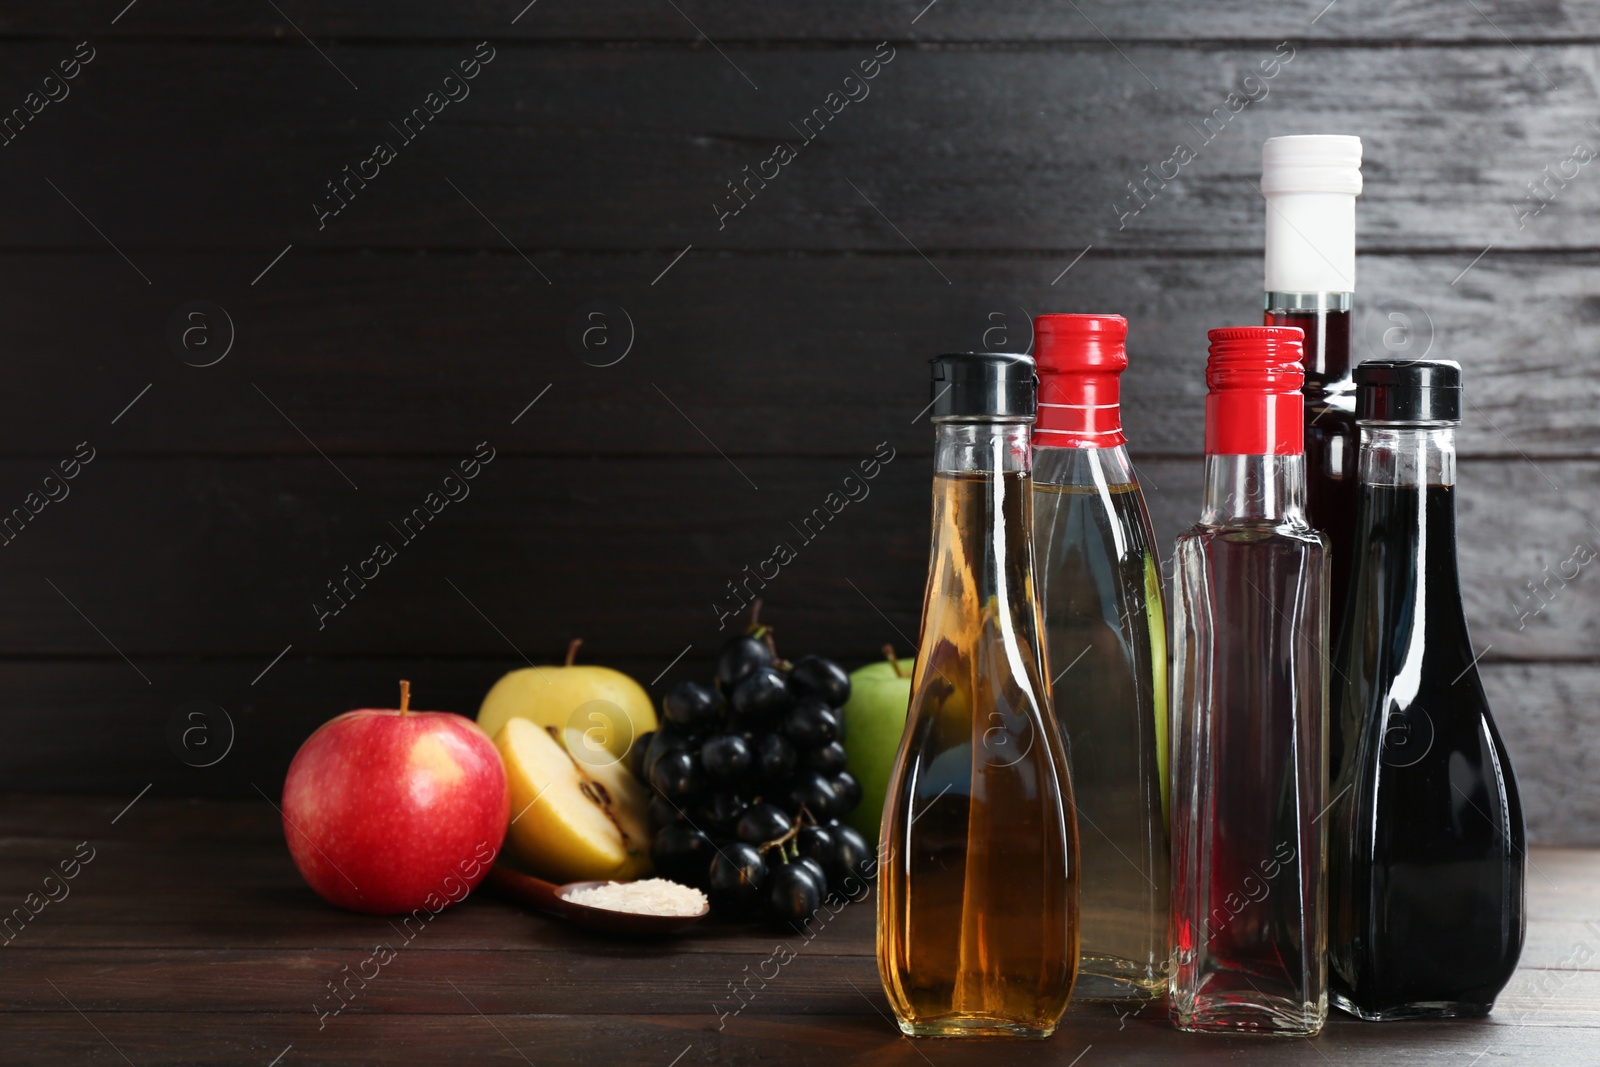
[0,822,1591,964]
[0,945,884,1015]
[12,1011,1600,1067]
[0,457,1589,658]
[0,44,1594,253]
[0,0,1592,848]
[6,941,1600,1019]
[3,1,1599,42]
[0,252,1593,459]
[1,798,1598,1065]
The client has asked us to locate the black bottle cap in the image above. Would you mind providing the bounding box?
[928,352,1037,420]
[1356,358,1462,424]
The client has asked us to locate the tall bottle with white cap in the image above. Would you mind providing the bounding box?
[1262,134,1363,639]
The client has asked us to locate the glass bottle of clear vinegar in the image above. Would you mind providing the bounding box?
[878,352,1080,1040]
[1031,314,1170,1002]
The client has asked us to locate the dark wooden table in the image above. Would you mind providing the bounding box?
[3,795,1595,1064]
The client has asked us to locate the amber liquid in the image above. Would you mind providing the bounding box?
[1033,468,1170,1000]
[879,469,1080,1038]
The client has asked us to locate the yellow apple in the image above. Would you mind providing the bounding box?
[477,640,657,771]
[494,718,652,883]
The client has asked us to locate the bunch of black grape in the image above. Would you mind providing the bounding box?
[630,629,874,926]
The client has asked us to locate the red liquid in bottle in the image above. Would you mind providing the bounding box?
[1170,327,1330,1036]
[1266,303,1354,641]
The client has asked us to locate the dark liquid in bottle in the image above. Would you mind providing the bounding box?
[1329,484,1526,1019]
[1267,307,1355,639]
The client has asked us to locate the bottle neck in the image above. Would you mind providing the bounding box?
[1201,454,1308,525]
[1264,291,1353,393]
[1034,371,1124,449]
[1349,425,1468,661]
[934,419,1033,475]
[1357,424,1457,488]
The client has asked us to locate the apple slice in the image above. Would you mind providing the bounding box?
[560,727,653,879]
[495,718,650,883]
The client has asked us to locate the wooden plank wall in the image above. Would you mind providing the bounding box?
[0,2,1595,841]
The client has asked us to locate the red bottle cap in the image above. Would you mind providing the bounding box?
[1032,314,1128,449]
[1205,326,1306,455]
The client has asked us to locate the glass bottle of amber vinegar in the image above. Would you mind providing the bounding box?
[878,352,1080,1039]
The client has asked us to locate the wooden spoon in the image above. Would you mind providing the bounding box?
[485,864,709,936]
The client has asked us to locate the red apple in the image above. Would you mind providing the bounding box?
[281,681,510,914]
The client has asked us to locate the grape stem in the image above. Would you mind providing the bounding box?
[763,631,788,670]
[757,805,816,857]
[748,598,788,669]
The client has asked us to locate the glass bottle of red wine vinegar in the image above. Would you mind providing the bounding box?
[879,352,1079,1039]
[1262,134,1362,641]
[1170,326,1330,1036]
[1328,359,1525,1020]
[1030,314,1169,1002]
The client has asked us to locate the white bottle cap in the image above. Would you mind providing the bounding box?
[1262,135,1362,294]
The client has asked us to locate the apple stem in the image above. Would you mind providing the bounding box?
[399,679,411,715]
[565,638,583,667]
[883,644,906,678]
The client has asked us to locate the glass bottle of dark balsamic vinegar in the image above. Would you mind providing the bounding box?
[1030,314,1169,1002]
[1170,326,1329,1037]
[1329,360,1526,1020]
[1262,134,1362,642]
[879,353,1079,1039]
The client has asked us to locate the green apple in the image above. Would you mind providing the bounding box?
[842,646,915,841]
[477,640,657,770]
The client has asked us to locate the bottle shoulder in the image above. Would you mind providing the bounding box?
[1033,460,1159,563]
[1032,444,1142,491]
[1176,520,1327,554]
